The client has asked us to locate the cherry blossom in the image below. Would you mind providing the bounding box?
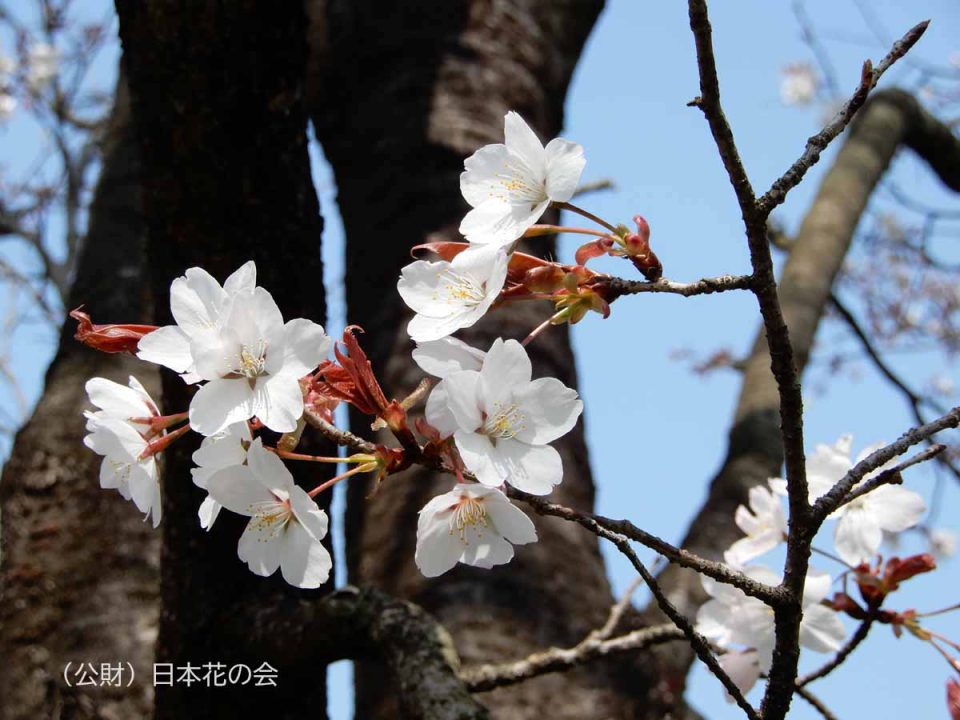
[187,287,330,436]
[697,566,846,693]
[207,438,332,589]
[137,261,257,382]
[459,111,585,246]
[191,422,251,530]
[437,338,582,494]
[724,482,787,566]
[398,244,509,342]
[930,528,957,557]
[415,483,537,577]
[770,436,926,565]
[26,42,59,91]
[82,376,164,527]
[779,62,817,106]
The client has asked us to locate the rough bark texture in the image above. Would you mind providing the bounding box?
[0,79,160,720]
[635,89,960,704]
[115,2,332,717]
[309,2,657,718]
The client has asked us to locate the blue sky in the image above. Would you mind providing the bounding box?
[3,1,959,718]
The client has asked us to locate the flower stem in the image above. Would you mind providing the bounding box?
[524,224,613,239]
[552,201,618,234]
[308,464,368,498]
[522,313,559,347]
[811,544,855,569]
[274,449,345,464]
[139,423,192,459]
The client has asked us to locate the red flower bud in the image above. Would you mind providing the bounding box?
[70,307,158,354]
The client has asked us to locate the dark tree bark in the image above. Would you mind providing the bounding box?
[0,78,160,720]
[115,2,332,717]
[310,2,656,718]
[632,88,960,709]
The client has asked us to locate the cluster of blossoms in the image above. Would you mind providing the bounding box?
[78,112,652,586]
[697,434,958,697]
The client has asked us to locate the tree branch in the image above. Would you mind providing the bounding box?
[461,623,683,693]
[600,273,753,300]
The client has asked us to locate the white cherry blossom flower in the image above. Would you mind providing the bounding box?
[137,261,257,382]
[207,438,332,589]
[770,436,926,565]
[191,421,251,530]
[187,287,330,436]
[413,337,486,438]
[439,338,583,495]
[398,244,508,342]
[697,566,845,678]
[930,528,957,557]
[459,111,585,246]
[26,43,59,91]
[779,63,817,106]
[82,376,163,527]
[415,483,537,577]
[724,482,787,566]
[0,93,15,121]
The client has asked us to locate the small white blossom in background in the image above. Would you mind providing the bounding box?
[931,375,955,397]
[26,42,59,91]
[697,566,846,695]
[930,528,957,558]
[413,337,486,438]
[398,244,509,342]
[82,376,163,527]
[770,435,927,566]
[137,261,256,382]
[0,93,16,120]
[187,287,330,436]
[191,421,251,530]
[207,438,332,589]
[724,482,787,566]
[434,338,583,495]
[415,483,536,577]
[459,111,585,246]
[779,63,818,106]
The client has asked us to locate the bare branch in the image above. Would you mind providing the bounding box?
[510,488,783,606]
[840,444,946,508]
[461,623,683,692]
[814,407,960,522]
[758,20,930,215]
[794,684,839,720]
[601,273,753,300]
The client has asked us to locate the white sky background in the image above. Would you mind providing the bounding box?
[1,1,958,718]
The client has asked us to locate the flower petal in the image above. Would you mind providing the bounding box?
[834,507,882,565]
[206,465,272,517]
[189,377,255,436]
[483,490,537,545]
[503,111,545,177]
[442,370,483,431]
[513,377,583,445]
[454,431,503,487]
[251,373,304,433]
[276,318,329,378]
[490,439,563,495]
[137,325,194,373]
[543,137,585,202]
[412,337,486,378]
[280,520,332,589]
[289,485,329,542]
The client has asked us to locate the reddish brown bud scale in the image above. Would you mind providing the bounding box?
[70,307,158,354]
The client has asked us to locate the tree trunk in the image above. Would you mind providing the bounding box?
[115,2,332,717]
[310,2,658,717]
[0,77,160,720]
[633,89,960,708]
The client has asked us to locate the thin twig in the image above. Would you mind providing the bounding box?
[798,601,880,687]
[510,488,783,606]
[461,623,683,692]
[758,20,930,215]
[599,273,753,300]
[829,293,960,483]
[813,407,960,522]
[839,444,945,508]
[794,684,839,720]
